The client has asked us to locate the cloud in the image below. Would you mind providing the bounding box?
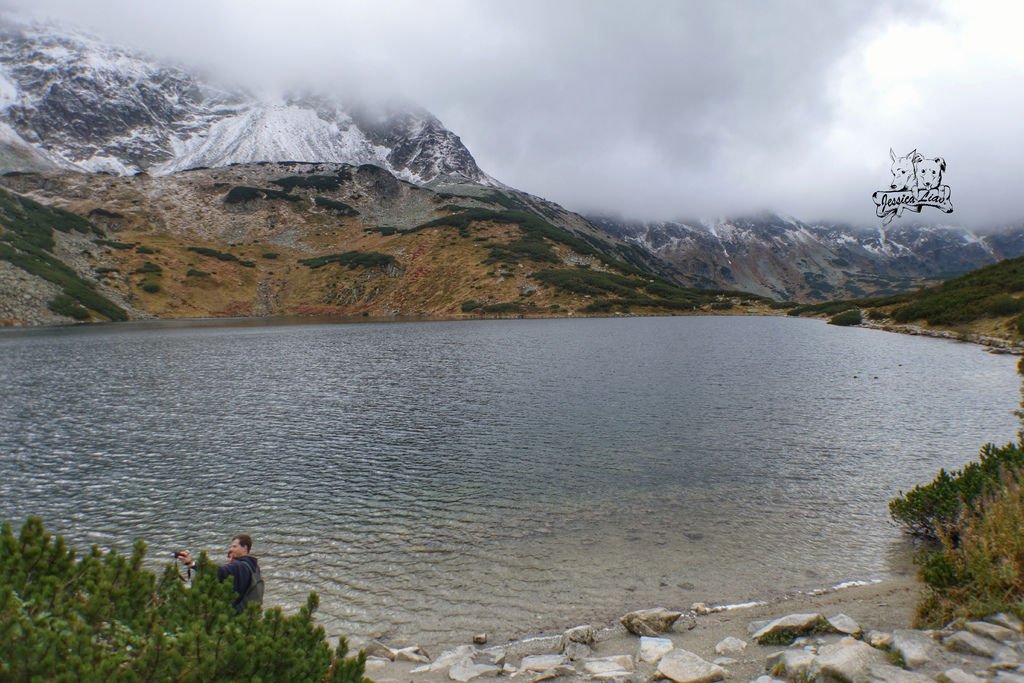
[2,0,1021,227]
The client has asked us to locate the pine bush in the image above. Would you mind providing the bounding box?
[0,517,371,682]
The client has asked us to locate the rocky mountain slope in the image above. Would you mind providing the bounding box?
[0,163,766,326]
[592,215,1024,302]
[0,20,493,186]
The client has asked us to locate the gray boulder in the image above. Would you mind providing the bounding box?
[519,654,568,673]
[828,614,863,637]
[715,636,747,656]
[810,637,888,683]
[937,668,988,683]
[892,629,935,669]
[638,636,675,665]
[564,624,597,646]
[987,614,1024,633]
[656,649,727,683]
[766,649,816,680]
[752,613,825,645]
[621,607,683,636]
[853,663,936,683]
[967,621,1020,643]
[448,661,500,682]
[944,630,1003,658]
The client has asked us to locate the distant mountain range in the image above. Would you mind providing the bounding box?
[591,215,1024,302]
[2,16,1024,322]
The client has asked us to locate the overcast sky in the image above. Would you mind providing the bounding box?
[3,0,1023,227]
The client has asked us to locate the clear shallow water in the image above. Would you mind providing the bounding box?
[0,315,1020,648]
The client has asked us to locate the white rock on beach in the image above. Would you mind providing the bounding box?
[505,635,564,658]
[621,607,683,636]
[809,637,888,683]
[656,648,726,683]
[411,645,477,673]
[638,636,674,664]
[868,630,894,648]
[715,636,747,656]
[563,641,592,661]
[394,646,431,663]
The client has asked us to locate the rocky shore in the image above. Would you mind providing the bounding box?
[357,576,1024,683]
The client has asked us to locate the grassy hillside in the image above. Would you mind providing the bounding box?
[784,255,1024,343]
[0,164,771,324]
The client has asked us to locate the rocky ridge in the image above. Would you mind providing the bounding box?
[592,215,1024,303]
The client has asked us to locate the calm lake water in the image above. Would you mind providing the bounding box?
[0,315,1020,649]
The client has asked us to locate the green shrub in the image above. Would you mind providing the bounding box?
[0,517,370,682]
[48,293,90,320]
[867,309,887,321]
[188,246,238,262]
[481,302,524,314]
[913,467,1024,626]
[262,252,280,259]
[299,252,396,270]
[186,269,210,278]
[889,438,1024,541]
[224,186,299,204]
[366,226,397,236]
[461,300,483,312]
[711,301,734,311]
[141,282,160,293]
[313,197,359,216]
[829,309,862,326]
[96,239,134,250]
[272,175,342,192]
[134,261,162,274]
[135,245,156,254]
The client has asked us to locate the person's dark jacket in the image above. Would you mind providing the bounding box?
[216,555,259,611]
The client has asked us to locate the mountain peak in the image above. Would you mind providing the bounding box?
[0,17,494,185]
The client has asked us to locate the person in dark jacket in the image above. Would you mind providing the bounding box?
[178,534,261,612]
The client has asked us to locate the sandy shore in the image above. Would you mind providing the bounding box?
[366,573,924,682]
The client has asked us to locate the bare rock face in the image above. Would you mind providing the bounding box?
[620,607,683,636]
[810,637,888,683]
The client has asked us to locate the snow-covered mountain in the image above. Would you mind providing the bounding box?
[0,19,494,185]
[591,214,1024,301]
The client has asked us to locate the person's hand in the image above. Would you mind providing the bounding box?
[178,550,194,565]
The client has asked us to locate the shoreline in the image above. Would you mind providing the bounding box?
[363,574,924,682]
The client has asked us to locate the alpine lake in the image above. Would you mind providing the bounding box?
[0,315,1019,650]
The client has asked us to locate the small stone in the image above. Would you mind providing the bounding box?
[937,668,988,683]
[473,633,488,645]
[564,624,597,645]
[945,631,1003,658]
[868,631,894,648]
[987,614,1024,634]
[584,655,635,675]
[673,613,698,632]
[715,637,747,656]
[563,641,592,661]
[621,607,684,636]
[810,637,888,683]
[639,636,675,664]
[657,648,726,683]
[692,602,710,614]
[967,621,1020,643]
[364,640,396,660]
[766,649,816,680]
[394,646,431,664]
[506,635,564,658]
[448,661,499,682]
[858,662,937,683]
[752,613,825,645]
[827,614,863,637]
[476,647,506,667]
[713,657,737,666]
[364,657,390,672]
[520,654,568,673]
[892,629,935,669]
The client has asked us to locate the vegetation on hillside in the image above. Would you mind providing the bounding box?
[0,517,370,682]
[299,251,396,270]
[788,256,1024,336]
[0,188,127,321]
[891,360,1024,625]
